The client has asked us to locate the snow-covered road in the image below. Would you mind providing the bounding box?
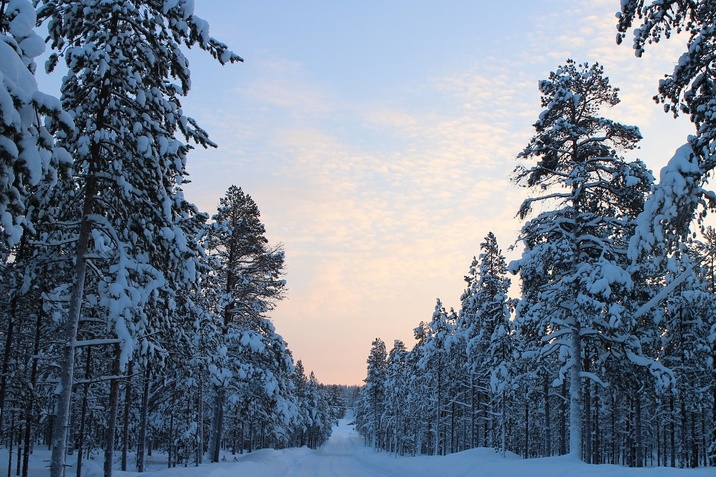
[4,415,716,477]
[285,420,378,477]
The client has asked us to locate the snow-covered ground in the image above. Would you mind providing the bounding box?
[3,415,714,477]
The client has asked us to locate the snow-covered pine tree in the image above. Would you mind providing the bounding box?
[35,2,242,476]
[290,359,310,447]
[384,340,409,455]
[204,185,286,461]
[691,231,716,465]
[511,59,653,460]
[457,233,513,452]
[0,0,70,260]
[361,338,386,449]
[453,256,481,448]
[0,8,70,477]
[417,299,456,456]
[658,249,715,467]
[617,2,716,260]
[616,4,716,459]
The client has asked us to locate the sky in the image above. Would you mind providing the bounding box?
[30,0,697,386]
[168,0,700,386]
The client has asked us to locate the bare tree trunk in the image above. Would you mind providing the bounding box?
[593,385,600,464]
[470,374,476,448]
[50,174,98,477]
[450,401,455,455]
[500,391,506,458]
[524,397,529,458]
[0,297,16,443]
[168,390,175,468]
[104,346,122,477]
[569,324,582,460]
[670,394,676,467]
[121,360,133,471]
[544,373,551,457]
[560,380,567,455]
[76,347,92,477]
[435,370,441,456]
[22,309,43,477]
[209,390,224,462]
[137,365,150,472]
[636,391,642,467]
[584,361,592,464]
[196,379,204,466]
[8,411,15,477]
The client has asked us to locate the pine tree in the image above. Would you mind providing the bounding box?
[0,0,70,260]
[417,299,455,456]
[384,340,409,455]
[204,185,286,461]
[617,2,716,257]
[362,338,386,449]
[35,2,243,476]
[511,59,653,460]
[0,2,71,444]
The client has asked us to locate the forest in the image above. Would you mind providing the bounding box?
[355,2,716,469]
[0,1,715,477]
[0,1,351,477]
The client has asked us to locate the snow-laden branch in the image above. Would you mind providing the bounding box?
[633,267,692,318]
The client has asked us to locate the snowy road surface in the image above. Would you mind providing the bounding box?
[284,420,379,477]
[125,416,716,477]
[3,415,715,477]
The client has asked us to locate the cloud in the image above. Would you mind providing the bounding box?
[182,0,699,385]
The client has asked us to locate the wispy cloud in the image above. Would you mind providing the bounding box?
[184,0,696,384]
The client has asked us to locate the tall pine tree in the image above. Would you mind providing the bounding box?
[511,59,652,460]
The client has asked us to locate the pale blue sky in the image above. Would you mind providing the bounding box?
[38,1,695,385]
[180,0,695,385]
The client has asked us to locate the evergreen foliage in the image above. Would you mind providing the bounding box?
[0,3,336,477]
[354,60,716,468]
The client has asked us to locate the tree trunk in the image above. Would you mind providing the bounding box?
[76,347,92,477]
[544,373,551,456]
[0,297,16,442]
[611,392,617,465]
[8,412,15,477]
[524,397,529,458]
[196,378,204,466]
[584,363,592,464]
[121,360,133,471]
[168,390,175,468]
[635,391,642,467]
[593,385,600,464]
[137,365,150,472]
[501,391,506,458]
[670,394,675,467]
[104,346,122,477]
[470,374,476,448]
[560,380,567,455]
[569,324,582,460]
[50,176,97,477]
[22,309,43,477]
[209,389,224,462]
[450,400,455,455]
[435,370,441,456]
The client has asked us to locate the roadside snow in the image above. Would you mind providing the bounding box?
[3,415,714,477]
